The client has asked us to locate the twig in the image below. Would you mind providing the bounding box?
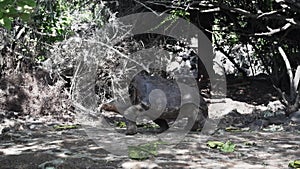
[278,46,294,96]
[134,0,167,16]
[86,39,150,72]
[257,10,280,18]
[255,23,292,36]
[273,84,288,107]
[293,66,300,90]
[213,34,248,76]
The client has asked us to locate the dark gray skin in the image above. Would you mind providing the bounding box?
[124,102,208,135]
[124,70,208,135]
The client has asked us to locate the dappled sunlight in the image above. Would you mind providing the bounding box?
[1,0,300,168]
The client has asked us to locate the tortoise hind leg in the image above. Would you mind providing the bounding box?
[154,119,169,133]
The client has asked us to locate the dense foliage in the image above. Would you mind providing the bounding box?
[1,0,300,114]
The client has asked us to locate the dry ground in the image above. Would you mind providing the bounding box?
[0,77,299,169]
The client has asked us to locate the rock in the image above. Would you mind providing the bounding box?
[122,161,161,169]
[267,114,288,125]
[249,119,269,131]
[8,111,20,119]
[267,100,285,112]
[1,127,10,134]
[28,124,37,130]
[217,109,251,129]
[208,98,267,119]
[290,110,300,123]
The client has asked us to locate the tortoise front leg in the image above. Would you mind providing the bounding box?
[125,120,137,135]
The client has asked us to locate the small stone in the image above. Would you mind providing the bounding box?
[122,161,160,169]
[29,124,37,130]
[290,110,300,123]
[249,119,269,131]
[1,127,10,134]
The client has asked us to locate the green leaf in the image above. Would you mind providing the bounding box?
[53,124,79,131]
[17,0,36,7]
[0,0,14,8]
[207,141,236,153]
[36,55,46,62]
[7,7,18,17]
[115,121,126,128]
[0,18,4,25]
[220,141,236,153]
[27,0,36,7]
[289,160,300,169]
[0,3,5,10]
[128,146,151,160]
[3,17,12,30]
[225,126,241,132]
[23,5,34,11]
[143,123,159,129]
[16,1,28,7]
[128,141,166,160]
[19,13,30,22]
[207,141,224,149]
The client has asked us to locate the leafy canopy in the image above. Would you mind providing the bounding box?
[0,0,36,30]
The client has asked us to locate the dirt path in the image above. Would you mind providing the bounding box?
[0,121,299,169]
[0,92,299,169]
